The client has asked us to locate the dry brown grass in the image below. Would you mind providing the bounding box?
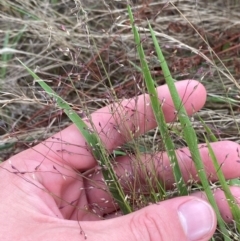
[0,1,240,238]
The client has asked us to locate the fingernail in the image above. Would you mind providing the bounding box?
[178,199,215,241]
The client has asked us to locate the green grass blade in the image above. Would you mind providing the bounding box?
[205,136,240,232]
[128,5,187,196]
[1,26,26,79]
[18,59,132,214]
[148,22,230,240]
[198,115,218,142]
[1,31,10,79]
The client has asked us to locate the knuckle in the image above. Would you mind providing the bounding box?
[129,210,171,241]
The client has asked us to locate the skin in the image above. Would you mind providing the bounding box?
[1,79,240,241]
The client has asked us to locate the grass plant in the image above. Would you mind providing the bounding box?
[1,1,240,240]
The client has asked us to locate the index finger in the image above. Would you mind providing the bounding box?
[14,80,206,170]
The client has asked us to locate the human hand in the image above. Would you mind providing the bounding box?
[1,80,240,241]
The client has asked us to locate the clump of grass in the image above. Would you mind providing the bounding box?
[18,4,240,240]
[128,5,240,240]
[1,0,240,240]
[19,59,133,215]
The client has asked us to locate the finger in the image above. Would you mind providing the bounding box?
[83,141,240,215]
[13,80,206,170]
[161,141,240,186]
[192,186,240,223]
[51,196,216,241]
[105,186,240,223]
[117,141,240,189]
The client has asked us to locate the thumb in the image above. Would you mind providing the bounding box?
[45,197,216,241]
[86,196,216,241]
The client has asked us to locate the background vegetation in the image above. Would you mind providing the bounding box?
[1,0,240,240]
